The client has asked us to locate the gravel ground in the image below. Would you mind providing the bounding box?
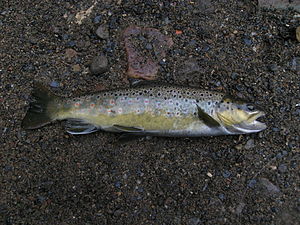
[1,0,299,224]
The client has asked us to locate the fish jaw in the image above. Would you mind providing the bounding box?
[224,111,267,134]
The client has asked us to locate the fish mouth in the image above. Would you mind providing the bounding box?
[233,111,267,133]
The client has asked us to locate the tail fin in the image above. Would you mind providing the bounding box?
[22,83,58,129]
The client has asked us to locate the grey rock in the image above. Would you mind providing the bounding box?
[278,164,287,173]
[90,55,108,75]
[96,24,109,39]
[258,177,280,195]
[244,139,255,150]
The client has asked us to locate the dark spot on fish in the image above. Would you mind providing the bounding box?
[196,100,199,103]
[139,92,142,95]
[97,96,100,99]
[208,101,211,105]
[226,106,229,110]
[179,95,182,98]
[158,92,161,96]
[200,93,204,96]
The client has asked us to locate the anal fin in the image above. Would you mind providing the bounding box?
[65,119,100,135]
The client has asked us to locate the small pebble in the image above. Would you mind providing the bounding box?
[231,72,238,80]
[62,34,69,40]
[218,193,225,200]
[96,24,109,39]
[90,55,108,75]
[236,84,244,91]
[67,41,76,47]
[65,48,77,60]
[248,179,257,188]
[243,38,252,46]
[72,64,81,72]
[278,164,287,173]
[50,81,60,88]
[222,170,231,178]
[145,43,153,50]
[244,139,255,150]
[268,64,278,72]
[93,15,101,24]
[188,217,201,225]
[207,172,213,178]
[235,202,246,215]
[115,181,121,188]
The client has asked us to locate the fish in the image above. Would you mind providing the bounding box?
[21,83,267,137]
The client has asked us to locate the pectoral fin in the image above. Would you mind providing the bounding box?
[65,119,100,135]
[196,105,220,127]
[112,124,144,132]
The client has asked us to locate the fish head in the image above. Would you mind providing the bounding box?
[215,95,267,134]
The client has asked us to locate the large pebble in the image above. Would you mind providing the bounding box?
[90,55,108,75]
[96,24,109,39]
[123,26,173,80]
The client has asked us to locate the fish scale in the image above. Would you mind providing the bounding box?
[22,83,266,137]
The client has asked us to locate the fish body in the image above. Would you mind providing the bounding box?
[22,84,266,137]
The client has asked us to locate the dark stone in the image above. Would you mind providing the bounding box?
[90,55,108,75]
[222,170,231,178]
[96,24,109,39]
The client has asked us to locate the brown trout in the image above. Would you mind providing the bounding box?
[22,83,266,136]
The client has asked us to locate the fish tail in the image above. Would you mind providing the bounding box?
[22,83,60,129]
